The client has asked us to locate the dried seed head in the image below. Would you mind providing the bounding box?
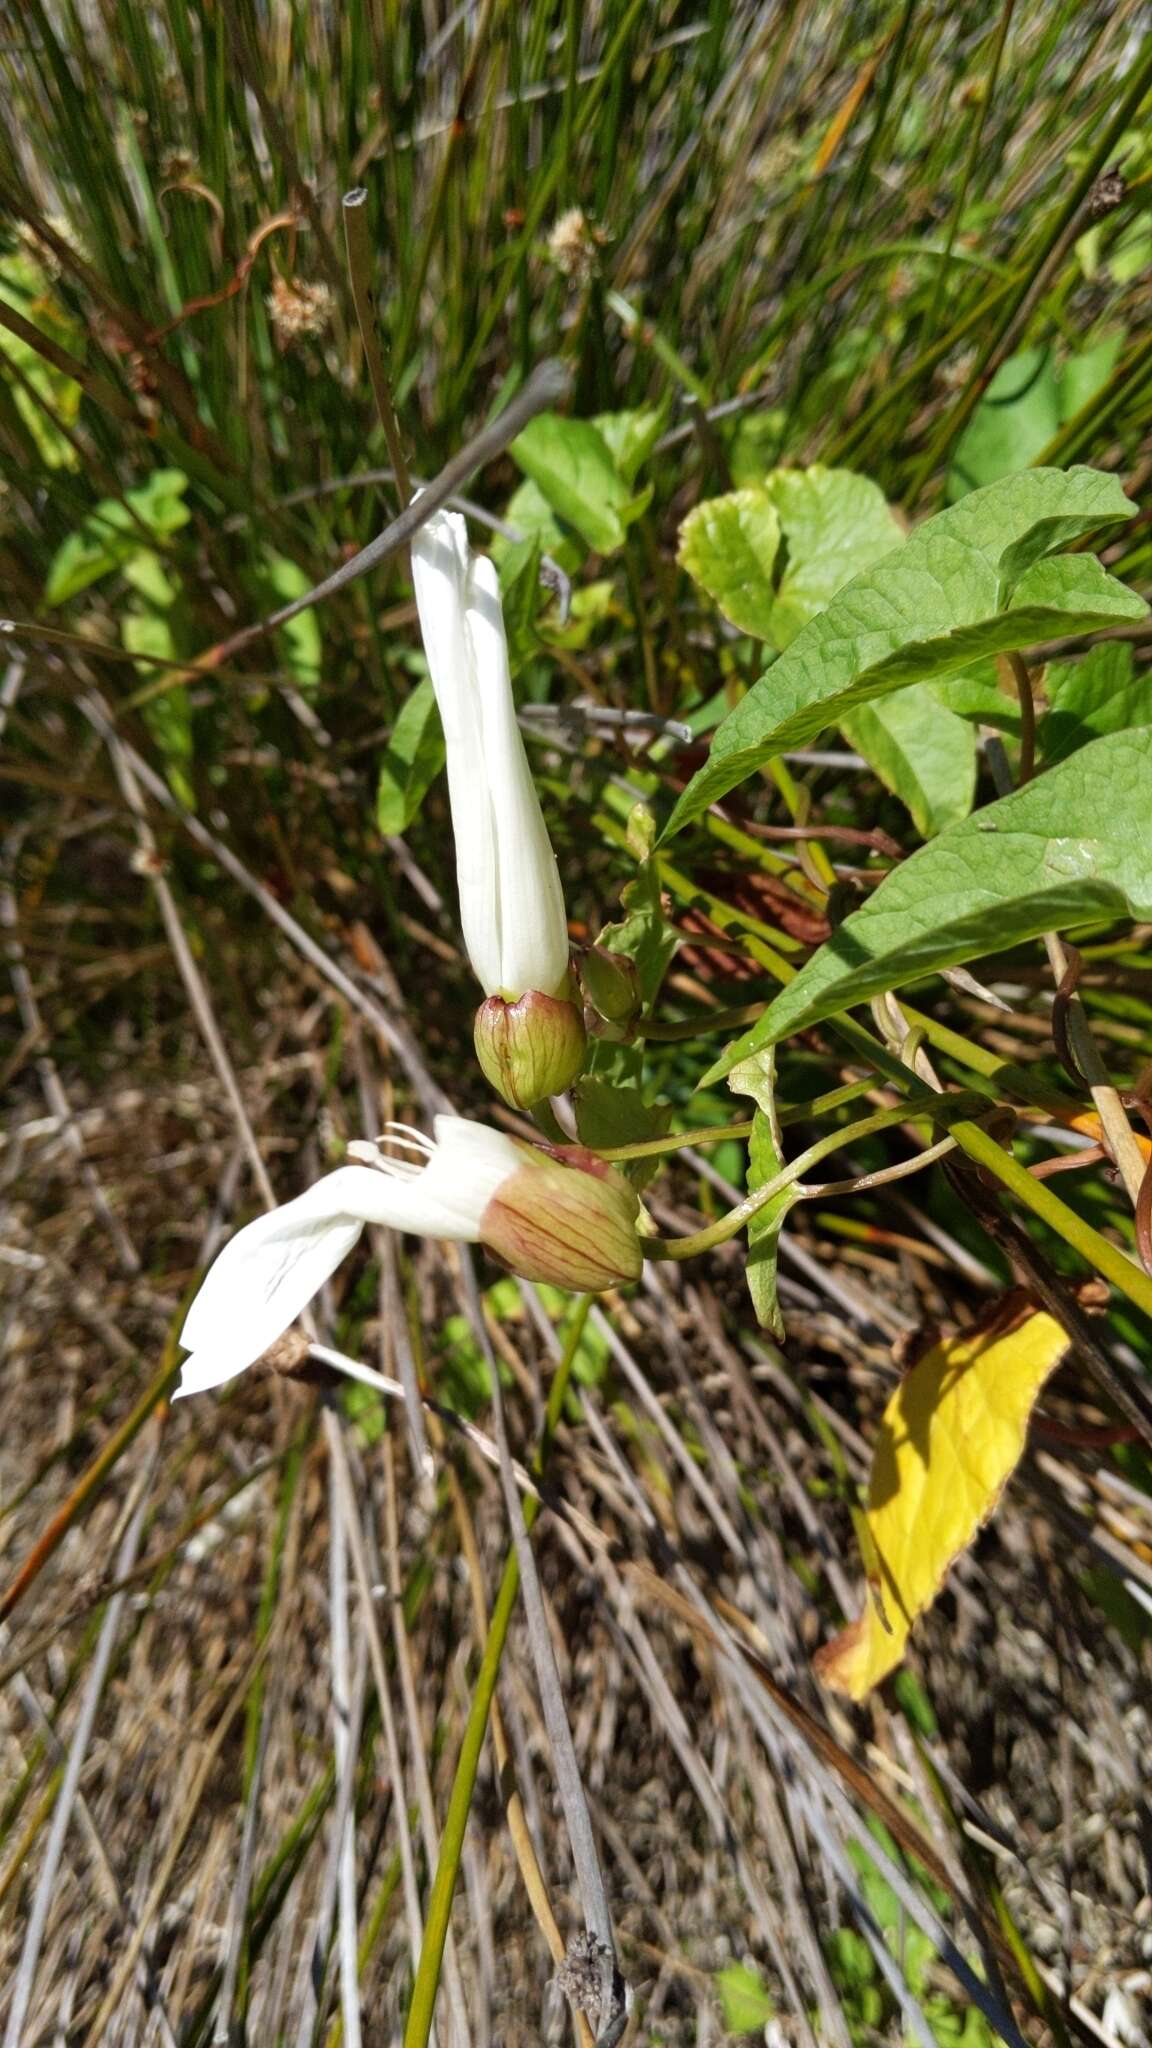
[554,1932,616,2027]
[545,207,605,285]
[267,276,335,344]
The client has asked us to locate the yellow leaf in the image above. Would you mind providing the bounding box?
[815,1299,1068,1699]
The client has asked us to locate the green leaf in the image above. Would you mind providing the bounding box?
[126,611,195,806]
[708,727,1152,1075]
[678,467,901,649]
[729,1050,791,1339]
[494,535,544,673]
[545,578,615,651]
[0,250,83,471]
[44,468,190,604]
[122,549,179,608]
[664,468,1145,838]
[757,465,903,646]
[597,807,678,1007]
[376,679,446,835]
[511,412,640,554]
[841,682,976,836]
[573,1077,671,1193]
[948,337,1122,498]
[264,553,322,688]
[931,662,1021,736]
[497,479,581,574]
[715,1961,775,2034]
[726,409,786,487]
[1040,642,1151,764]
[677,489,782,639]
[592,404,666,484]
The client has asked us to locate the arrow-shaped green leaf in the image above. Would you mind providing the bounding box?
[665,467,1145,839]
[706,726,1152,1078]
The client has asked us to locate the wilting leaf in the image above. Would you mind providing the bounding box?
[708,726,1152,1076]
[815,1301,1069,1698]
[677,489,782,639]
[376,678,446,835]
[1040,642,1151,765]
[664,468,1145,837]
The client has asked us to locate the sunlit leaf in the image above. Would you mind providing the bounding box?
[842,682,976,836]
[592,404,667,484]
[677,465,901,649]
[264,552,322,688]
[664,468,1145,837]
[948,336,1122,498]
[677,489,782,639]
[376,677,446,835]
[45,469,190,604]
[708,726,1152,1075]
[596,805,678,1007]
[729,1049,791,1339]
[758,465,902,646]
[511,411,646,554]
[716,1961,775,2033]
[815,1300,1069,1698]
[496,478,581,574]
[1040,642,1152,764]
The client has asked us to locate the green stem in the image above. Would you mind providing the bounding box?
[598,1120,753,1163]
[596,1076,886,1163]
[949,1120,1152,1320]
[403,1296,593,2048]
[646,1093,969,1258]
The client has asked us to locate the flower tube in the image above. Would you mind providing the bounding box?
[410,508,586,1106]
[175,1116,641,1397]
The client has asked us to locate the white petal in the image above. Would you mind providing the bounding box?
[410,509,502,992]
[420,1114,525,1228]
[174,1146,514,1399]
[176,1183,370,1398]
[466,555,571,997]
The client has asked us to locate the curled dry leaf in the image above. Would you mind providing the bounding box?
[816,1297,1069,1699]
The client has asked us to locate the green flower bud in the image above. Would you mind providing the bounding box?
[474,989,587,1109]
[481,1146,642,1293]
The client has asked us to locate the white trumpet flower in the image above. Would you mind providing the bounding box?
[410,507,571,1003]
[175,1116,642,1399]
